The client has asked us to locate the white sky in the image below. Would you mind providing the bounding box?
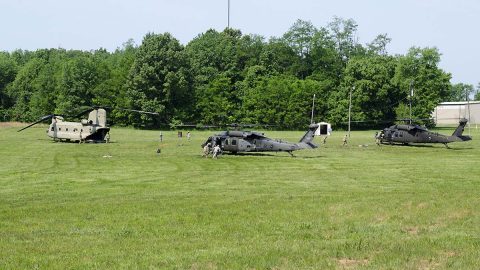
[0,0,478,86]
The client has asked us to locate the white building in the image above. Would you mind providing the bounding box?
[432,101,480,125]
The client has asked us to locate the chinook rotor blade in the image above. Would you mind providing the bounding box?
[114,107,159,115]
[17,114,55,132]
[74,106,159,118]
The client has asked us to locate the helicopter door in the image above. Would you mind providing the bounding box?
[398,131,405,142]
[223,138,239,152]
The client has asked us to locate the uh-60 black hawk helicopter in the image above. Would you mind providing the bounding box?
[18,106,158,143]
[377,118,472,148]
[201,123,320,156]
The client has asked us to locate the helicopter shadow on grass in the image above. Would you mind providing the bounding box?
[223,152,324,159]
[40,139,116,144]
[385,143,473,150]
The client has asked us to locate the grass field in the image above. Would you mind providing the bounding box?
[1,124,480,269]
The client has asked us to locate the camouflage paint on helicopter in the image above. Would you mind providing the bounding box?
[202,123,319,156]
[378,118,471,147]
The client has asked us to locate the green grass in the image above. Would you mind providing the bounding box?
[1,125,480,269]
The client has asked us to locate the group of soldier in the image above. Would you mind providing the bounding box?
[203,143,222,159]
[374,131,384,146]
[158,131,222,158]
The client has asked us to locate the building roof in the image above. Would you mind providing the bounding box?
[438,101,480,106]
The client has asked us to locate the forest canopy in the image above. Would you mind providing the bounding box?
[0,18,477,129]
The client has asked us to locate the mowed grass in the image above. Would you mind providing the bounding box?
[1,124,480,269]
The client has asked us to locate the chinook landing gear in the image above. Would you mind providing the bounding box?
[287,151,295,157]
[443,143,451,149]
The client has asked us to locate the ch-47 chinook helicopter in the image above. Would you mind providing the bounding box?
[17,106,158,143]
[201,123,320,156]
[377,118,472,148]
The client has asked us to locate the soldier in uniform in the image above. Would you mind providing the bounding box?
[342,134,348,146]
[375,132,380,146]
[203,143,211,158]
[105,132,110,143]
[212,144,221,159]
[159,131,163,142]
[79,130,84,144]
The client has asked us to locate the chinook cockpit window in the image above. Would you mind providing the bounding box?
[232,139,237,145]
[51,127,54,131]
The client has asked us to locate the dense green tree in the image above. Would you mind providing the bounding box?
[98,40,138,125]
[196,75,236,124]
[187,28,265,123]
[328,55,399,126]
[392,47,451,123]
[241,75,330,129]
[186,29,242,87]
[260,38,299,76]
[7,54,63,121]
[0,19,463,130]
[55,53,99,115]
[328,17,365,61]
[0,52,17,119]
[475,83,480,101]
[126,33,192,127]
[447,83,474,102]
[308,27,343,84]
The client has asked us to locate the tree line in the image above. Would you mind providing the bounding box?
[1,18,478,129]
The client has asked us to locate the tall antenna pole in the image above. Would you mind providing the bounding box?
[227,0,230,28]
[348,86,353,138]
[409,80,413,124]
[467,87,471,135]
[310,94,316,124]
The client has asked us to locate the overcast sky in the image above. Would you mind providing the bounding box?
[1,0,478,86]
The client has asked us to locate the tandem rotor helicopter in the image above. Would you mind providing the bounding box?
[17,106,158,143]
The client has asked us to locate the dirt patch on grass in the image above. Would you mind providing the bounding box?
[337,258,368,269]
[0,122,25,128]
[404,226,420,235]
[417,259,440,270]
[0,122,47,128]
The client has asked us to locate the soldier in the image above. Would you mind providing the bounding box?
[212,144,221,159]
[79,130,84,144]
[202,143,211,158]
[187,131,191,141]
[159,131,163,142]
[105,132,110,143]
[375,132,380,146]
[342,134,348,146]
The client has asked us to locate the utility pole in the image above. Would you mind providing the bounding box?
[409,80,414,124]
[348,86,353,138]
[227,0,230,28]
[466,87,471,135]
[310,94,316,124]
